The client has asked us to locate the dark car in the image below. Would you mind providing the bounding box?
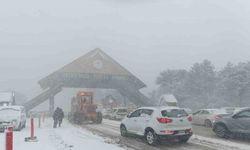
[213,108,250,138]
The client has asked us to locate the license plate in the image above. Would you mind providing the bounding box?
[178,131,186,135]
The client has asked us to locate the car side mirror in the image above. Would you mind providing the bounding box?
[232,114,238,119]
[127,113,131,118]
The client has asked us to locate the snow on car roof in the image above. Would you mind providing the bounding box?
[160,106,183,110]
[159,94,177,103]
[203,109,227,114]
[0,105,23,111]
[233,107,250,114]
[138,107,157,110]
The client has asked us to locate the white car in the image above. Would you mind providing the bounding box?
[110,107,129,120]
[192,109,227,128]
[120,107,193,145]
[0,106,26,132]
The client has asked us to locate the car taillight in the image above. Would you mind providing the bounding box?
[187,116,192,122]
[157,117,173,124]
[186,129,192,133]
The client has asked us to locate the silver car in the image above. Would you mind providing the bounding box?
[192,109,227,128]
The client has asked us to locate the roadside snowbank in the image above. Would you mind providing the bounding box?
[0,118,124,150]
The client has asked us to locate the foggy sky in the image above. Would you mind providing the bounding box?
[0,0,250,100]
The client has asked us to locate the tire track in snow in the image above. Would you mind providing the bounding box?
[82,120,213,150]
[103,119,250,150]
[48,130,74,150]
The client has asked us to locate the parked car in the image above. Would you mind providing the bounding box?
[110,107,129,120]
[120,107,193,145]
[213,107,250,138]
[102,108,113,119]
[0,106,26,132]
[192,109,228,128]
[220,107,239,114]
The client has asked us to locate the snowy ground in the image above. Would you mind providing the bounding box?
[0,118,124,150]
[1,118,250,150]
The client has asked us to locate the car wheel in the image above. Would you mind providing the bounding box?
[205,120,212,128]
[120,125,128,137]
[179,136,190,143]
[145,130,158,146]
[214,124,228,138]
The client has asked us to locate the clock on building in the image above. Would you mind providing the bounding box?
[93,60,103,69]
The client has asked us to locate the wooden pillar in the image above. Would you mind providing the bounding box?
[49,96,55,116]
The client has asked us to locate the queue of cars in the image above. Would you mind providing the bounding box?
[185,107,250,139]
[105,105,250,146]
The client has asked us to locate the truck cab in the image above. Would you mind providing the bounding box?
[70,91,102,124]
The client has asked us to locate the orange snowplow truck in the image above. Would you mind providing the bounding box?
[70,91,102,124]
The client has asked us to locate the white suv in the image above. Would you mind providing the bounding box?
[120,107,193,145]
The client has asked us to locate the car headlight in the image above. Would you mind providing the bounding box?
[12,120,18,125]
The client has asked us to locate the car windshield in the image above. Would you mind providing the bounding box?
[161,109,188,118]
[0,108,20,117]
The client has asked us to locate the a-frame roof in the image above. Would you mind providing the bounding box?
[39,48,146,89]
[58,48,132,76]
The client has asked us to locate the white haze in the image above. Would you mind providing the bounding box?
[0,0,250,110]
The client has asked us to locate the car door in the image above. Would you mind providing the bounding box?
[233,109,250,134]
[125,109,142,134]
[199,110,210,125]
[192,110,201,125]
[136,109,154,135]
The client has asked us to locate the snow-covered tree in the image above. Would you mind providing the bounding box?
[218,62,250,106]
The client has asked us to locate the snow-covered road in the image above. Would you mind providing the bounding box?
[1,118,249,150]
[0,118,124,150]
[83,119,250,150]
